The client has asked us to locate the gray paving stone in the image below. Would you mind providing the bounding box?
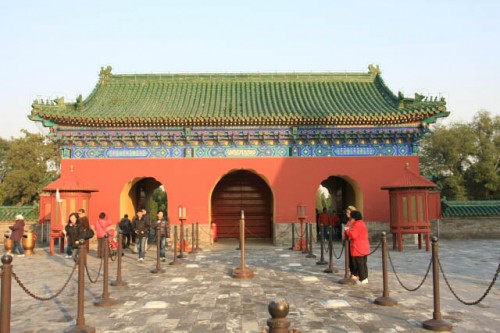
[2,239,499,332]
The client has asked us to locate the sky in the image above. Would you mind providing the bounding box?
[1,0,499,139]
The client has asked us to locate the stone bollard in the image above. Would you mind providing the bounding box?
[375,232,397,306]
[266,299,291,333]
[1,254,13,333]
[422,237,452,332]
[195,222,202,252]
[190,223,197,254]
[94,235,117,307]
[110,233,128,286]
[66,240,95,332]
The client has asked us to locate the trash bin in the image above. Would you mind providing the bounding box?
[22,230,37,255]
[4,231,13,253]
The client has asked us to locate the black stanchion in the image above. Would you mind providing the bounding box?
[110,233,127,286]
[306,222,316,258]
[151,225,165,274]
[190,223,197,253]
[169,226,180,265]
[288,223,295,250]
[324,225,338,274]
[94,235,117,307]
[302,223,309,254]
[339,238,356,285]
[422,237,452,332]
[195,222,202,252]
[316,225,327,265]
[374,232,397,306]
[67,240,95,332]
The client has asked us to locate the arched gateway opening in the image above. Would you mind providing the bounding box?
[211,170,273,239]
[120,177,167,217]
[316,176,362,215]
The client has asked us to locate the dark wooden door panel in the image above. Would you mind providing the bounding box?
[211,171,272,238]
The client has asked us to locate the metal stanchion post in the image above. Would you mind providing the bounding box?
[1,254,13,333]
[195,222,202,251]
[375,232,397,306]
[94,235,117,307]
[306,222,316,258]
[169,226,180,265]
[111,233,127,287]
[338,238,356,285]
[288,223,295,250]
[151,225,165,274]
[232,211,254,279]
[324,225,338,273]
[302,222,309,254]
[67,240,95,333]
[317,224,327,265]
[178,219,187,258]
[190,223,197,253]
[422,237,452,332]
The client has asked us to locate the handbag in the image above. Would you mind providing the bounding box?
[83,228,95,240]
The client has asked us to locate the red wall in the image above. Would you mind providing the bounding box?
[59,155,420,227]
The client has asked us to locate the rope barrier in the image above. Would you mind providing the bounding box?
[388,250,432,292]
[438,257,500,305]
[85,256,103,284]
[11,264,78,301]
[332,242,344,260]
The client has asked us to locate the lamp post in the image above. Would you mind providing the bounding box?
[293,204,306,251]
[178,205,187,258]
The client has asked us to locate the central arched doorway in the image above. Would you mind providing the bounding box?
[211,170,273,238]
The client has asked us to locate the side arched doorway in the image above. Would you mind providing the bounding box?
[211,170,273,239]
[120,177,167,218]
[316,176,361,214]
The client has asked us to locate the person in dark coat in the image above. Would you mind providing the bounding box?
[65,212,83,261]
[118,214,132,249]
[9,214,26,257]
[133,210,150,261]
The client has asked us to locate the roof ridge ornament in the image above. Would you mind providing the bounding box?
[99,65,113,83]
[368,64,381,76]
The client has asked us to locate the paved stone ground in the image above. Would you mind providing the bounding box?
[2,238,499,333]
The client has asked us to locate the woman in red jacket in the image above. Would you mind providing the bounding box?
[344,210,370,284]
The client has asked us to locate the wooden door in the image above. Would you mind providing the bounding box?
[211,170,272,238]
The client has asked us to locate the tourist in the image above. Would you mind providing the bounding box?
[155,210,170,261]
[318,207,330,241]
[95,212,113,258]
[9,214,25,257]
[142,208,152,251]
[118,214,132,249]
[64,213,78,259]
[343,205,357,279]
[134,210,150,261]
[344,210,370,284]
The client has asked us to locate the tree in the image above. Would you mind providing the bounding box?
[0,130,60,205]
[419,110,499,200]
[464,111,500,199]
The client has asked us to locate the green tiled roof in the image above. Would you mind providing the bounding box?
[29,65,448,128]
[441,200,500,217]
[0,206,38,222]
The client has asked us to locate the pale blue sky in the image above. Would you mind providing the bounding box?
[1,0,499,138]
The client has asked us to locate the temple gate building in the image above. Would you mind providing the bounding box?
[29,65,448,244]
